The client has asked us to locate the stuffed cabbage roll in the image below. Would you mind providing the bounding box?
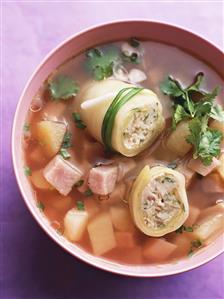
[77,79,165,157]
[129,166,189,237]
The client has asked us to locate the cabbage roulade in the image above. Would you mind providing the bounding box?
[77,79,165,157]
[129,166,189,236]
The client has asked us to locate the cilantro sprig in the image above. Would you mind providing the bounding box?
[49,74,79,100]
[85,47,121,81]
[160,73,224,166]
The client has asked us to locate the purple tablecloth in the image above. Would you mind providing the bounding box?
[1,2,224,299]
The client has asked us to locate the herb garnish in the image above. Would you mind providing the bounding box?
[160,73,224,166]
[59,148,71,159]
[76,200,85,211]
[188,239,203,256]
[101,87,143,150]
[85,47,121,81]
[72,112,86,129]
[49,74,79,100]
[36,201,45,212]
[61,132,72,149]
[176,225,194,234]
[23,123,30,132]
[24,166,32,176]
[84,188,93,197]
[74,179,84,187]
[59,132,72,160]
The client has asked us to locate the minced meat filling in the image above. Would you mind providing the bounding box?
[123,107,158,149]
[141,174,182,229]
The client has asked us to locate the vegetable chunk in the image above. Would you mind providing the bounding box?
[166,121,192,157]
[88,165,118,195]
[87,212,116,256]
[217,153,224,181]
[64,209,88,242]
[44,155,83,195]
[110,205,135,232]
[193,203,224,244]
[36,120,66,157]
[201,173,224,193]
[143,238,177,262]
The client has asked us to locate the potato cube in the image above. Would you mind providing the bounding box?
[193,203,224,244]
[110,205,135,232]
[30,169,54,190]
[115,232,136,248]
[143,238,177,262]
[172,234,191,256]
[36,120,66,157]
[87,212,116,256]
[64,209,89,242]
[184,205,200,226]
[166,121,192,157]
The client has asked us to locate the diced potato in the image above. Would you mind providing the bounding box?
[143,238,177,262]
[217,153,224,181]
[49,194,73,213]
[83,198,99,218]
[176,163,196,188]
[115,231,136,248]
[184,205,200,226]
[30,169,54,190]
[166,121,192,157]
[201,173,224,193]
[193,203,224,244]
[87,212,116,256]
[110,205,135,232]
[36,120,66,157]
[64,208,89,242]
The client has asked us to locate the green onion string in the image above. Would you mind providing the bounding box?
[101,87,143,150]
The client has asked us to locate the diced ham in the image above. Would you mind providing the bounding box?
[88,165,118,195]
[188,157,220,176]
[43,155,83,196]
[117,158,136,182]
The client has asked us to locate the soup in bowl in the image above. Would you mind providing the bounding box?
[12,20,224,277]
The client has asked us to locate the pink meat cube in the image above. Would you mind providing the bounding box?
[44,155,83,196]
[88,165,118,195]
[188,157,220,176]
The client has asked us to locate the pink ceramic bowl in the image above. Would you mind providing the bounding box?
[12,20,224,277]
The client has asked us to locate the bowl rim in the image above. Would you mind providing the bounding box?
[11,19,224,277]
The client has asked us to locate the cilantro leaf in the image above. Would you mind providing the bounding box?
[59,148,71,159]
[61,132,72,149]
[172,104,190,127]
[85,47,121,81]
[160,76,184,97]
[210,104,224,122]
[186,118,222,165]
[186,72,204,92]
[76,200,85,211]
[49,74,79,100]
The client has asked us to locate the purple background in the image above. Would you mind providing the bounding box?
[1,2,224,299]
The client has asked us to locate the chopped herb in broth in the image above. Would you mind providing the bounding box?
[49,74,79,100]
[23,39,224,266]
